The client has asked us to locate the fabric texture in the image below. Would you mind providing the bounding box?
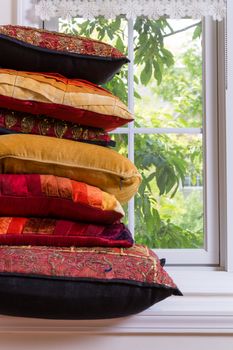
[0,69,133,131]
[0,134,141,203]
[0,244,182,319]
[0,218,132,248]
[0,108,115,147]
[0,25,129,83]
[0,174,124,224]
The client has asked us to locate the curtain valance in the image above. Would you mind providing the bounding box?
[35,0,226,21]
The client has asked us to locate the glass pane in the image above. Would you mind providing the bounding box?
[134,19,203,128]
[110,133,128,157]
[59,17,128,104]
[134,133,204,249]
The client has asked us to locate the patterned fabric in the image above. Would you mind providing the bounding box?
[0,69,133,131]
[0,108,115,147]
[0,244,178,290]
[0,25,125,58]
[0,134,141,204]
[0,218,132,248]
[0,174,124,224]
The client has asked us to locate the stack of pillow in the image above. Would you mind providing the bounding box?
[0,25,181,319]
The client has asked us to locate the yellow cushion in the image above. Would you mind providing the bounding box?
[0,134,141,203]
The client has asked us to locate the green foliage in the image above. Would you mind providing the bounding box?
[59,17,204,249]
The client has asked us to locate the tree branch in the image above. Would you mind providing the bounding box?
[163,21,201,38]
[134,21,201,51]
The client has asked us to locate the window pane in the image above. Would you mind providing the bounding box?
[134,19,203,129]
[134,133,204,249]
[110,133,128,157]
[57,17,206,251]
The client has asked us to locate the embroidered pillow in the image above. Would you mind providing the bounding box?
[0,218,132,248]
[0,245,182,319]
[0,108,115,147]
[0,174,124,224]
[0,69,133,131]
[0,134,141,204]
[0,25,129,84]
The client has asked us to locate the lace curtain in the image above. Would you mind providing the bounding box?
[35,0,226,21]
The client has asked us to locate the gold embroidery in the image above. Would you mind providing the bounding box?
[54,121,68,138]
[82,129,89,140]
[5,112,17,129]
[0,25,125,58]
[38,118,51,135]
[72,126,83,140]
[21,116,34,133]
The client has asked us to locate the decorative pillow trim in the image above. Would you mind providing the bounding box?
[0,108,115,147]
[0,26,127,59]
[0,245,177,288]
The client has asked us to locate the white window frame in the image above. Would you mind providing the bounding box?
[11,0,233,334]
[43,16,221,266]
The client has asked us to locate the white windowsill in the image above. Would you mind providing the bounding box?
[0,270,233,334]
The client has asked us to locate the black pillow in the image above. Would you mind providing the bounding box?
[0,25,129,84]
[0,245,181,319]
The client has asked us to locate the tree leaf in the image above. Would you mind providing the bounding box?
[192,24,202,40]
[140,61,152,85]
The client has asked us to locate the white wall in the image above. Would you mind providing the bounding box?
[0,0,18,25]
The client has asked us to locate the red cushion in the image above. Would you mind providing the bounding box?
[0,217,133,248]
[0,108,115,147]
[0,174,124,224]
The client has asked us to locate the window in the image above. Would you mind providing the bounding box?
[44,16,223,265]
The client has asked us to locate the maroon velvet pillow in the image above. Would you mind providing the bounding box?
[0,217,132,248]
[0,174,124,224]
[0,108,115,147]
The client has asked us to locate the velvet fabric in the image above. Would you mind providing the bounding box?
[0,108,115,147]
[0,218,132,248]
[0,69,133,131]
[0,174,124,224]
[0,245,182,319]
[0,25,129,83]
[0,134,141,204]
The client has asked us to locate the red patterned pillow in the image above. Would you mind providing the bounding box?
[0,25,129,84]
[0,245,182,319]
[0,174,124,224]
[0,108,115,147]
[0,218,132,248]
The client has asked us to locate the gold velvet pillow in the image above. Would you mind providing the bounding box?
[0,134,141,203]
